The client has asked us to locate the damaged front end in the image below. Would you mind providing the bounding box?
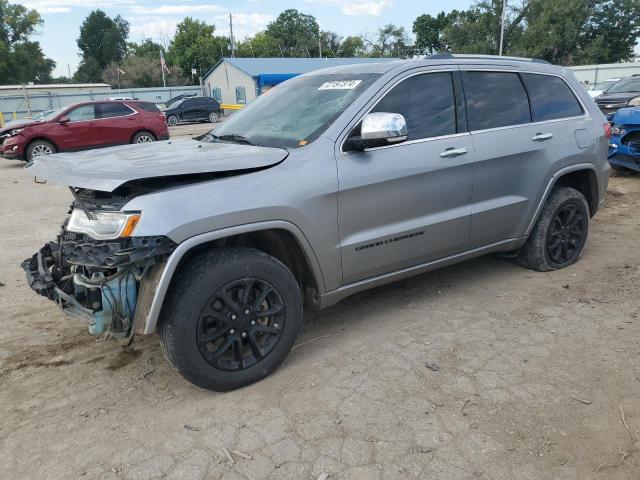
[22,189,176,338]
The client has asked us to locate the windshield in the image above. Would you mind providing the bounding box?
[36,109,62,121]
[207,73,380,149]
[607,78,640,93]
[593,80,616,91]
[168,99,185,108]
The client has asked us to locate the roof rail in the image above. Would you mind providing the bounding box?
[426,53,550,65]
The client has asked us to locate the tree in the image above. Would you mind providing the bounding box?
[413,11,454,54]
[128,38,164,59]
[102,56,185,88]
[0,0,55,83]
[167,18,229,77]
[415,0,640,65]
[75,10,128,82]
[362,24,412,57]
[338,36,365,57]
[264,9,320,57]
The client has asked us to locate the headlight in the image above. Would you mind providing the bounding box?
[7,128,23,137]
[628,96,640,107]
[66,209,141,240]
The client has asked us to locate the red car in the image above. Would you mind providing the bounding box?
[0,100,169,162]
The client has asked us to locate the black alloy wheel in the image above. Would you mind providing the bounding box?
[196,278,285,371]
[546,203,585,265]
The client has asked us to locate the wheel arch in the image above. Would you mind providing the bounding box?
[26,136,58,153]
[140,221,326,335]
[525,163,600,237]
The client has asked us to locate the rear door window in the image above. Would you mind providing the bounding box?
[97,103,134,119]
[462,71,531,130]
[521,73,583,121]
[66,104,96,122]
[372,72,457,141]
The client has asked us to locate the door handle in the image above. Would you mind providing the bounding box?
[532,132,553,141]
[440,147,468,158]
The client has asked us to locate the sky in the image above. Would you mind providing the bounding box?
[21,0,476,77]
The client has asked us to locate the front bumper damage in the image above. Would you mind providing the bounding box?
[23,231,176,338]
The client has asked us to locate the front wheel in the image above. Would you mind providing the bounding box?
[517,187,589,271]
[26,139,56,162]
[158,248,303,391]
[208,111,220,123]
[166,115,179,127]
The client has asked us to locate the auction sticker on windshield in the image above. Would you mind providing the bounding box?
[318,80,362,90]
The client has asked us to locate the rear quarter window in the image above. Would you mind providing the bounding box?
[462,71,531,131]
[521,73,583,121]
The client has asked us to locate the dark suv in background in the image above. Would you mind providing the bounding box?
[594,75,640,115]
[164,97,222,126]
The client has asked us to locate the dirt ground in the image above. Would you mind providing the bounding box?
[0,135,639,479]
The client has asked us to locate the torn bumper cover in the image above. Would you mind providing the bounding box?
[22,234,176,338]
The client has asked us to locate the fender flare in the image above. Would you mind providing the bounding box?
[139,220,326,334]
[525,162,598,237]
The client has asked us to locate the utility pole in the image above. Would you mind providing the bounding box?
[23,84,32,119]
[318,33,322,58]
[229,13,235,58]
[499,0,507,55]
[67,64,71,78]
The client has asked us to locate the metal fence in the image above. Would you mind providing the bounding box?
[0,85,203,120]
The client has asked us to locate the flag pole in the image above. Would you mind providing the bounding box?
[499,0,507,56]
[160,51,166,87]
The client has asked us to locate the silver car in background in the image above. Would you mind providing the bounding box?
[23,54,610,391]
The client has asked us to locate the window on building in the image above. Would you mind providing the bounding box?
[235,86,246,104]
[371,72,457,141]
[520,73,583,122]
[462,71,531,131]
[212,87,222,102]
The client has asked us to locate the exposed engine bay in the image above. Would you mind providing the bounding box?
[22,188,177,338]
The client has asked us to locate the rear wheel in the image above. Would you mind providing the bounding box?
[26,140,56,162]
[208,111,220,123]
[132,131,156,144]
[166,115,179,127]
[158,248,303,391]
[517,187,589,271]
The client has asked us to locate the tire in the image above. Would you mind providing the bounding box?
[208,111,220,123]
[26,139,56,162]
[158,248,303,391]
[166,115,179,127]
[517,187,590,272]
[131,131,156,144]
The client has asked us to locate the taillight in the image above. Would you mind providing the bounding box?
[603,122,612,139]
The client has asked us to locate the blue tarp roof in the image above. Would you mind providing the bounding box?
[203,57,398,81]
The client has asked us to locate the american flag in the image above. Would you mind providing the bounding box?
[160,51,170,74]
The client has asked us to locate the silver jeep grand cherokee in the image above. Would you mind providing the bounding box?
[23,55,610,391]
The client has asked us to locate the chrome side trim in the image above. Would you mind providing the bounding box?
[319,237,522,309]
[140,220,326,334]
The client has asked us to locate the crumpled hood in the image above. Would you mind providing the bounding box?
[0,119,38,134]
[27,138,288,192]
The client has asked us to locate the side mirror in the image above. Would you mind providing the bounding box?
[57,116,70,124]
[345,112,408,151]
